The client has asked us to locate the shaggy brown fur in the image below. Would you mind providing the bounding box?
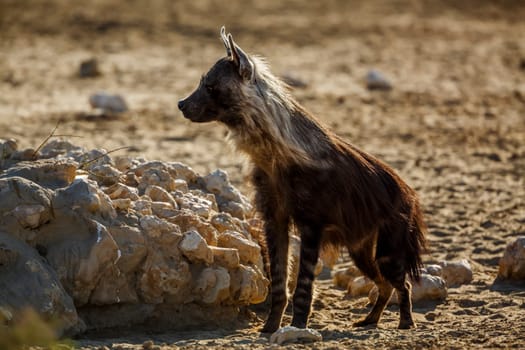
[178,27,427,332]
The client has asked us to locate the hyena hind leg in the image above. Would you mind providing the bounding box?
[378,258,416,329]
[349,241,393,328]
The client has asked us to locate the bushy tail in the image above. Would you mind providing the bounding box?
[406,200,428,282]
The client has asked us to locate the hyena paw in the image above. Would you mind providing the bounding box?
[398,319,416,329]
[353,318,378,328]
[260,321,281,334]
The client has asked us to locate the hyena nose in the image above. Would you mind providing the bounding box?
[177,99,186,111]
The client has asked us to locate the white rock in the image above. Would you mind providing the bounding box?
[498,236,525,281]
[169,162,198,183]
[210,246,240,269]
[89,164,121,185]
[13,204,46,229]
[347,276,375,297]
[366,69,392,90]
[234,265,269,304]
[138,167,176,192]
[332,265,362,289]
[194,267,230,304]
[132,199,152,216]
[369,273,447,305]
[423,264,443,276]
[113,156,134,172]
[179,230,213,264]
[173,179,189,192]
[139,215,180,238]
[439,259,473,287]
[145,185,177,208]
[0,138,17,159]
[104,183,139,200]
[89,91,128,113]
[218,230,262,267]
[112,198,131,210]
[175,192,214,218]
[150,201,179,219]
[269,326,322,345]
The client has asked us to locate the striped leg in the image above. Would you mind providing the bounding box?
[261,216,290,333]
[290,223,321,328]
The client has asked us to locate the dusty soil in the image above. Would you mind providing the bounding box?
[1,0,525,348]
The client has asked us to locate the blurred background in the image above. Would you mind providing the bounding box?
[0,0,523,181]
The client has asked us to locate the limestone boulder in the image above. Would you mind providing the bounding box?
[0,159,77,188]
[439,259,473,287]
[0,232,82,335]
[347,276,375,297]
[369,274,447,305]
[193,267,231,304]
[498,236,525,281]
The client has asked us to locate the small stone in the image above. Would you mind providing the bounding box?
[217,230,261,267]
[112,198,131,210]
[210,246,240,269]
[0,138,18,159]
[269,326,322,345]
[114,156,134,172]
[79,58,101,78]
[369,274,447,305]
[89,164,121,186]
[169,162,198,183]
[194,267,231,304]
[173,178,189,192]
[347,276,375,297]
[145,185,177,208]
[150,201,179,219]
[168,210,218,246]
[179,230,213,264]
[439,259,473,287]
[142,339,154,350]
[104,183,139,200]
[332,265,362,289]
[423,264,443,276]
[498,236,525,281]
[89,92,128,114]
[132,199,152,216]
[139,215,180,238]
[138,167,176,192]
[366,69,392,91]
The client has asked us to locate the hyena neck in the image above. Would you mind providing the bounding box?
[230,98,334,174]
[226,56,337,174]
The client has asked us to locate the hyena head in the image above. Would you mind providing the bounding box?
[178,27,259,127]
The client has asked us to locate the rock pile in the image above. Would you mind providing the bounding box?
[333,259,473,305]
[0,138,268,335]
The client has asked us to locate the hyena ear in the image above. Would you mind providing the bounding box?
[227,33,255,82]
[220,26,231,56]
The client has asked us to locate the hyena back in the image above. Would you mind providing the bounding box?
[178,27,427,332]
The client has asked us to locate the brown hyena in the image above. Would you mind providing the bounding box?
[178,27,427,332]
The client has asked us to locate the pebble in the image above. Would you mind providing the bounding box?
[89,92,128,114]
[269,326,322,345]
[366,69,392,90]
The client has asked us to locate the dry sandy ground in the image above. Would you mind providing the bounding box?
[1,1,525,348]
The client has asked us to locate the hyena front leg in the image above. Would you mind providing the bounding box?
[290,222,322,329]
[261,214,290,333]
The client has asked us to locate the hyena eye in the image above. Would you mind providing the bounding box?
[205,84,214,93]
